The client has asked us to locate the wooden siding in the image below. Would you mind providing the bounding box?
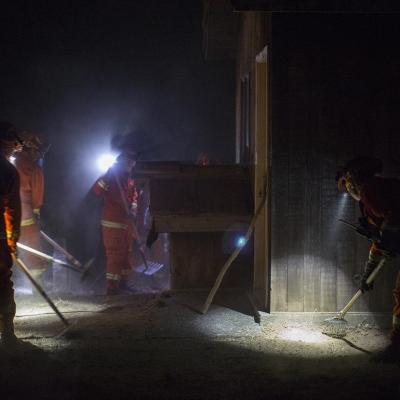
[269,13,400,312]
[232,0,400,13]
[170,232,252,289]
[148,165,252,233]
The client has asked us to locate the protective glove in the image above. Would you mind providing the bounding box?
[6,231,19,256]
[130,201,138,218]
[146,221,158,249]
[359,275,374,293]
[359,259,377,293]
[358,217,380,241]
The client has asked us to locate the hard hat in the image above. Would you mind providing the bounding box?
[336,156,382,192]
[20,130,50,158]
[336,171,348,192]
[343,156,382,177]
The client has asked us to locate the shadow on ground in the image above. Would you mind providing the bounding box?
[1,291,399,400]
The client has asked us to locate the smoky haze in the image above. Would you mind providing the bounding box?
[0,1,235,236]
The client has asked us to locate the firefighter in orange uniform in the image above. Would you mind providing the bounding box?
[91,150,138,295]
[0,122,22,346]
[14,131,47,279]
[337,156,400,361]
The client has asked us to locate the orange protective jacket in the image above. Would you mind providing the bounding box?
[91,166,137,225]
[0,155,21,249]
[360,176,400,254]
[14,151,44,223]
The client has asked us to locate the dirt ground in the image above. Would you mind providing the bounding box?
[1,289,399,400]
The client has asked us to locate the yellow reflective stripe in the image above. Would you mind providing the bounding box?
[6,229,20,238]
[97,179,108,190]
[106,273,120,281]
[101,220,128,229]
[21,218,36,227]
[394,316,400,328]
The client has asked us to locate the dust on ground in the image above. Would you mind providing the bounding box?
[1,291,399,400]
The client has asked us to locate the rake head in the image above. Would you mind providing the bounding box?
[321,315,348,338]
[134,261,164,276]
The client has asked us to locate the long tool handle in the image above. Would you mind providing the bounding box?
[338,258,386,318]
[40,230,82,268]
[17,242,81,273]
[12,255,70,327]
[200,180,268,315]
[113,169,149,270]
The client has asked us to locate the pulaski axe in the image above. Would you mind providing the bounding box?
[17,242,93,281]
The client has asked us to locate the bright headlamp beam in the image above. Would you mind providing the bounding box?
[97,153,117,172]
[280,328,326,344]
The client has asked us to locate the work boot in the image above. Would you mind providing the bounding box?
[106,280,120,296]
[106,287,120,296]
[119,280,136,294]
[0,317,18,348]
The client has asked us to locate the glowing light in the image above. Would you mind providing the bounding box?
[337,192,349,217]
[280,328,327,344]
[9,155,16,164]
[236,236,247,248]
[97,153,117,172]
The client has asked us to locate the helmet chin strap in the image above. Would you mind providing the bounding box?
[348,190,361,201]
[346,182,361,201]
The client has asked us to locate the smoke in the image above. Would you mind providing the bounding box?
[1,1,236,247]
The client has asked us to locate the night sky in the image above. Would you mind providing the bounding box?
[0,1,235,232]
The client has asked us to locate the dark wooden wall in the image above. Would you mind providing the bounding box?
[170,232,252,289]
[270,13,400,312]
[143,165,253,289]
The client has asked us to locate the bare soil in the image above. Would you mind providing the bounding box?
[1,291,399,400]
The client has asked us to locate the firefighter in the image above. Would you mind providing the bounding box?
[91,149,138,295]
[14,131,47,281]
[0,121,22,346]
[337,156,400,361]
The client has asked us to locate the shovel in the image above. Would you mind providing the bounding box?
[113,169,164,277]
[134,260,164,275]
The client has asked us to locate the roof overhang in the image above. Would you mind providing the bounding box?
[232,0,400,13]
[202,0,239,60]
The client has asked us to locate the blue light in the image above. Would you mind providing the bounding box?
[236,236,247,248]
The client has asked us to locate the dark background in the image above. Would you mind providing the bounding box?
[0,0,235,234]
